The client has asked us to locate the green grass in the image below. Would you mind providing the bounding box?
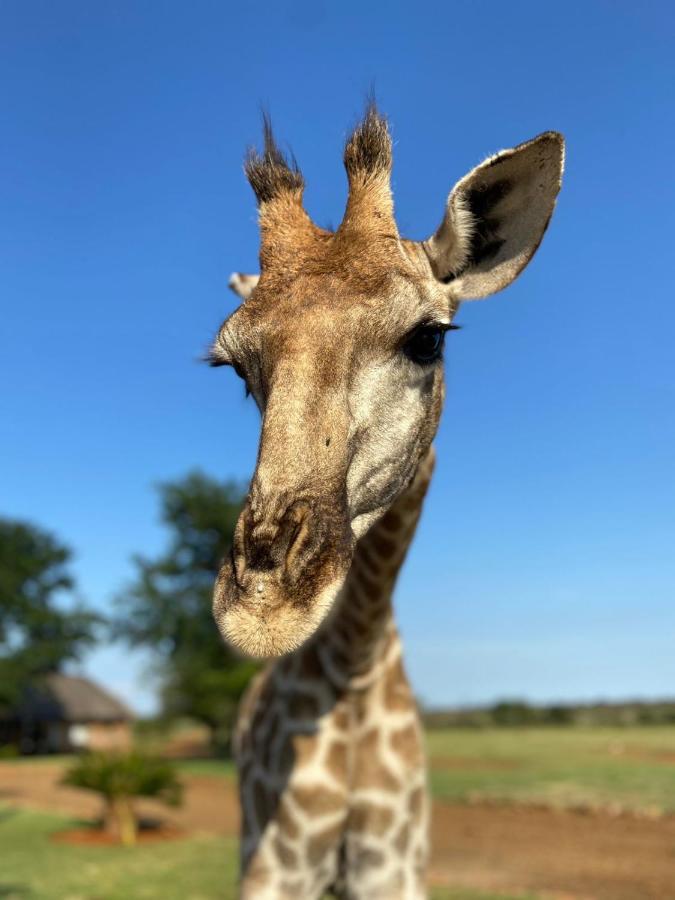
[0,753,75,766]
[0,806,238,900]
[426,725,675,814]
[0,806,527,900]
[174,758,236,779]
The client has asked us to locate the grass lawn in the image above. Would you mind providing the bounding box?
[0,806,238,900]
[426,725,675,813]
[0,806,531,900]
[174,757,236,779]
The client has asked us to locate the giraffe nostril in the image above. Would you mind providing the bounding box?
[231,546,245,589]
[235,498,319,585]
[247,537,279,572]
[283,503,313,577]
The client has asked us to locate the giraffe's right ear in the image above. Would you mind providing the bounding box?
[228,272,260,301]
[423,132,564,300]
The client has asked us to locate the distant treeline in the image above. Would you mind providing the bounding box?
[423,699,675,728]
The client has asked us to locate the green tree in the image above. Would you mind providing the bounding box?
[0,518,99,709]
[114,472,256,750]
[490,700,537,726]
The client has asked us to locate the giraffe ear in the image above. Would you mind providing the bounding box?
[228,272,260,301]
[423,132,564,300]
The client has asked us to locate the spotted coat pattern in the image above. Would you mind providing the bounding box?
[235,450,435,899]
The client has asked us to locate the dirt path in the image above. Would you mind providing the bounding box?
[430,803,675,900]
[2,762,674,899]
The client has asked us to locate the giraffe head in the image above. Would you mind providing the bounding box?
[211,106,564,658]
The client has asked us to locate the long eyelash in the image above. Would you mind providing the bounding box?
[205,349,254,397]
[205,349,228,367]
[405,321,461,342]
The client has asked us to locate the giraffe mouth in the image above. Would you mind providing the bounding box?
[212,561,348,658]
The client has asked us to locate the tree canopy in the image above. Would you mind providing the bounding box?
[0,518,99,708]
[114,471,256,747]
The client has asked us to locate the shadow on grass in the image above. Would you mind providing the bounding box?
[61,813,172,833]
[0,885,33,898]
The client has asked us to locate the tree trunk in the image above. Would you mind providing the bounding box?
[115,797,138,846]
[104,796,138,846]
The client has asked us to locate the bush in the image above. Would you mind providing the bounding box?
[62,751,183,845]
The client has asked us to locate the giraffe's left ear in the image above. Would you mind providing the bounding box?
[228,272,260,301]
[423,132,564,300]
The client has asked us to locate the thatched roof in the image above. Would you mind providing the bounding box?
[15,674,133,723]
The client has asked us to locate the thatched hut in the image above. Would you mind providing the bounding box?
[0,673,133,754]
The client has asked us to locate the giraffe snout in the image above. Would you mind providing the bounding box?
[235,498,324,587]
[213,493,353,658]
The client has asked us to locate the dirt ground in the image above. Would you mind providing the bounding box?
[429,803,675,900]
[1,761,674,900]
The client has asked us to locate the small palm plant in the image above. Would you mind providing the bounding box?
[62,751,183,845]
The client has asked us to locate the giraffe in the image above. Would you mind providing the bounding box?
[209,105,564,898]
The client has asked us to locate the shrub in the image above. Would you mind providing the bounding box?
[62,751,183,845]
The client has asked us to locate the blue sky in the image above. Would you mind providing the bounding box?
[2,1,674,713]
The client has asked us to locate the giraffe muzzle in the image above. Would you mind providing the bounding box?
[212,494,353,658]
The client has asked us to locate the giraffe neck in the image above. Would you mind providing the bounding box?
[311,448,436,689]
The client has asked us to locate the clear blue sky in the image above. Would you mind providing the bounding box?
[2,1,674,713]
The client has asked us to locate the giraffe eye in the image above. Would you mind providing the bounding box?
[231,363,252,398]
[404,325,445,364]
